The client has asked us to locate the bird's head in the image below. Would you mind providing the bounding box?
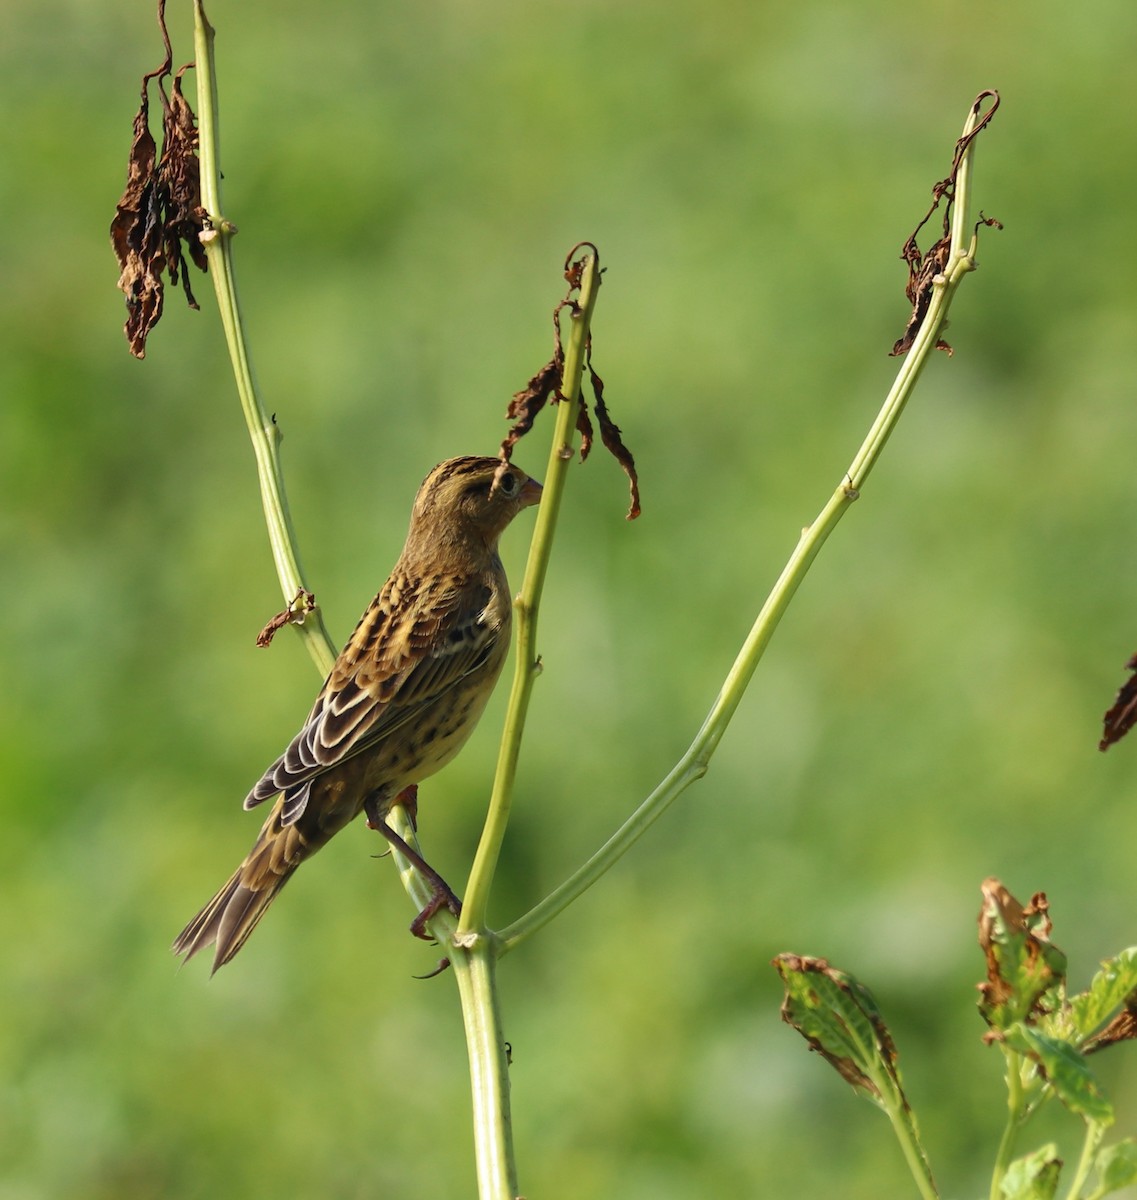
[407,455,542,556]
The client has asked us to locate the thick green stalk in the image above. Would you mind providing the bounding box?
[459,252,602,936]
[192,1,335,675]
[500,99,993,953]
[451,947,517,1200]
[989,1047,1028,1200]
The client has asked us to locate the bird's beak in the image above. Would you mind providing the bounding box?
[519,477,543,508]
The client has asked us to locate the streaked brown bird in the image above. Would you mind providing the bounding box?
[173,455,541,972]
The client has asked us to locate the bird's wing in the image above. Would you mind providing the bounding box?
[244,571,501,821]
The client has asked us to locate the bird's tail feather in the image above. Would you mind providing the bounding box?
[172,868,294,973]
[173,800,313,973]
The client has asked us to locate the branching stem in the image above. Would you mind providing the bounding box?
[192,0,334,676]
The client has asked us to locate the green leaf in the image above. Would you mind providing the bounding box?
[1095,1139,1137,1193]
[1004,1025,1114,1126]
[1000,1144,1061,1200]
[774,954,938,1197]
[977,879,1067,1031]
[1070,948,1137,1040]
[773,954,899,1104]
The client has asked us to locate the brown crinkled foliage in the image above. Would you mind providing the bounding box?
[1100,652,1137,750]
[891,90,1001,358]
[976,878,1063,1034]
[1084,1001,1137,1055]
[257,589,319,649]
[110,1,208,358]
[499,243,641,520]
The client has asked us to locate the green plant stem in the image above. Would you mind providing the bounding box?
[877,1083,940,1200]
[191,1,335,676]
[500,99,992,954]
[430,251,599,1199]
[452,946,517,1200]
[989,1047,1028,1200]
[458,251,602,937]
[1063,1121,1106,1200]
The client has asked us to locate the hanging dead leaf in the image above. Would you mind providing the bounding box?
[1100,652,1137,750]
[500,243,641,518]
[1083,1001,1137,1055]
[109,0,208,358]
[587,359,640,519]
[890,90,1001,357]
[256,589,319,648]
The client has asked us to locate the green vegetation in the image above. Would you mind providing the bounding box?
[3,2,1137,1197]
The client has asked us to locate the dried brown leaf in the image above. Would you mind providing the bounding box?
[890,90,1000,358]
[1083,1002,1137,1055]
[499,357,563,462]
[1100,653,1137,750]
[109,1,208,357]
[257,589,318,648]
[977,878,1066,1032]
[588,360,641,520]
[575,403,595,461]
[110,96,167,358]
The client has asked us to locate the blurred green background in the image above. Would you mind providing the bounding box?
[4,0,1137,1196]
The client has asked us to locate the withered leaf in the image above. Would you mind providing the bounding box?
[1083,1002,1137,1055]
[576,403,595,461]
[977,877,1067,1032]
[588,360,640,520]
[500,242,640,519]
[1100,652,1137,750]
[500,357,563,460]
[774,954,891,1097]
[159,69,209,306]
[110,95,167,358]
[110,1,208,358]
[890,90,1000,358]
[257,589,319,648]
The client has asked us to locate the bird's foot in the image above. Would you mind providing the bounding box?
[365,798,462,941]
[410,882,462,941]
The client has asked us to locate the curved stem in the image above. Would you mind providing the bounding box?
[192,0,335,675]
[500,97,993,953]
[1062,1121,1105,1200]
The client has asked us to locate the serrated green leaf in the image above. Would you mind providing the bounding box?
[1070,948,1137,1040]
[978,880,1067,1031]
[1004,1025,1114,1125]
[1000,1143,1061,1200]
[774,954,937,1196]
[773,954,898,1103]
[1095,1138,1137,1192]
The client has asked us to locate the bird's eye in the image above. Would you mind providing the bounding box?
[496,471,519,497]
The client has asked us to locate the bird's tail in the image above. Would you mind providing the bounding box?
[173,798,316,973]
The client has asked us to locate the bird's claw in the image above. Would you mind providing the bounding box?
[413,957,452,980]
[409,883,462,940]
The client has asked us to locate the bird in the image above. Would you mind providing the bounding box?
[173,455,541,972]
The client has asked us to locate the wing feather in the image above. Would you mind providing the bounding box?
[244,570,500,821]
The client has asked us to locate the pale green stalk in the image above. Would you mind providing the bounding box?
[416,252,600,1198]
[191,1,334,676]
[989,1047,1028,1200]
[874,1076,940,1200]
[1062,1121,1106,1200]
[500,98,994,953]
[459,253,602,935]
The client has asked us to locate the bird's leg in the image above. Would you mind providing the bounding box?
[392,783,419,829]
[364,791,462,941]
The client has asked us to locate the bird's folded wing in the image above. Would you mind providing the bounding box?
[244,573,497,818]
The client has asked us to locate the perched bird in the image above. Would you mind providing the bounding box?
[173,455,541,972]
